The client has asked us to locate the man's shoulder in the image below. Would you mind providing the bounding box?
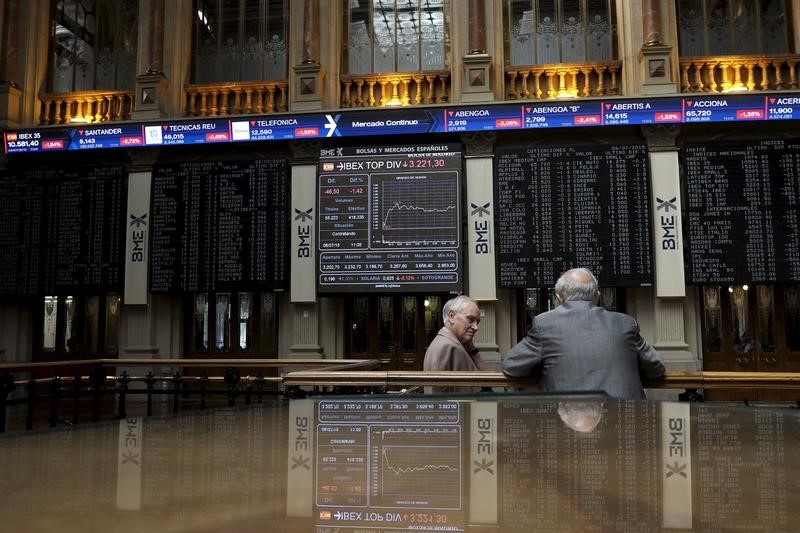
[596,307,637,327]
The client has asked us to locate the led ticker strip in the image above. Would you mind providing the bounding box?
[5,93,800,154]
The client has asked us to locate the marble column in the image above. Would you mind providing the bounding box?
[148,0,165,73]
[302,0,320,64]
[0,0,21,128]
[1,0,19,85]
[468,0,486,54]
[293,0,323,109]
[133,0,167,119]
[642,0,663,46]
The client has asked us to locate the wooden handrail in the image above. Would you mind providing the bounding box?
[0,358,381,374]
[2,360,800,391]
[282,370,800,391]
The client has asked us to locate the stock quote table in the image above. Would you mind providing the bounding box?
[1,393,799,532]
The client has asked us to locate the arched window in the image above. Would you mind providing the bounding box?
[346,0,449,74]
[193,0,288,83]
[677,0,793,56]
[50,0,138,92]
[505,0,615,66]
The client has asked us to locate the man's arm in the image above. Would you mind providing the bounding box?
[633,322,666,378]
[501,324,543,378]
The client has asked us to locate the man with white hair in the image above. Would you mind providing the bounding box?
[423,295,487,393]
[502,268,665,399]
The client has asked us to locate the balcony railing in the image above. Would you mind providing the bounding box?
[340,71,450,108]
[3,358,800,433]
[680,54,800,93]
[505,61,622,100]
[38,90,134,125]
[0,358,380,433]
[184,80,289,117]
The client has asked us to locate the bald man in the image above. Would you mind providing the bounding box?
[423,295,487,394]
[502,268,665,399]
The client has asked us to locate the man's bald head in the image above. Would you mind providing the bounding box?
[554,267,600,304]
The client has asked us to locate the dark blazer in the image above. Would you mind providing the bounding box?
[502,300,665,399]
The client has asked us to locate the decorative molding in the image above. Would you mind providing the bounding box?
[641,124,680,151]
[288,139,323,164]
[290,303,323,354]
[461,131,496,157]
[126,147,161,170]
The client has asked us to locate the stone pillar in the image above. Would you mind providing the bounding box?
[638,0,675,95]
[293,0,323,110]
[132,0,168,119]
[302,0,320,64]
[461,0,492,102]
[643,125,684,298]
[642,0,663,46]
[639,125,700,373]
[473,302,500,368]
[288,140,322,356]
[120,149,161,359]
[468,0,486,54]
[290,304,323,356]
[0,0,21,128]
[149,0,165,73]
[1,0,19,85]
[462,132,500,364]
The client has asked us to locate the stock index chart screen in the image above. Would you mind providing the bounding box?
[317,144,463,293]
[312,399,467,531]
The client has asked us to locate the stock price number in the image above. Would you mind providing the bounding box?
[769,107,793,117]
[78,137,96,145]
[685,109,711,118]
[406,513,448,525]
[8,140,39,148]
[402,159,446,168]
[163,133,185,141]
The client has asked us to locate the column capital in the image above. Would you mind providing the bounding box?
[461,131,496,156]
[641,124,680,151]
[289,139,323,164]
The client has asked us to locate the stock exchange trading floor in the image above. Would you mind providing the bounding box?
[1,392,798,532]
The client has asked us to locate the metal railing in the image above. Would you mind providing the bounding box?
[0,358,379,433]
[2,358,800,433]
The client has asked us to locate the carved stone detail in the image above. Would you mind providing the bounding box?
[641,124,680,151]
[461,131,496,156]
[289,139,323,164]
[126,147,161,170]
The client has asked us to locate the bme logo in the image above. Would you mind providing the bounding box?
[471,202,491,254]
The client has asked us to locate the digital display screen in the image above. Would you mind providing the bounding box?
[314,400,465,530]
[494,144,653,288]
[150,159,289,293]
[0,166,127,295]
[6,94,800,156]
[683,139,800,284]
[317,144,463,293]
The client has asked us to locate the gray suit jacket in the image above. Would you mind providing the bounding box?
[502,301,665,399]
[423,327,486,394]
